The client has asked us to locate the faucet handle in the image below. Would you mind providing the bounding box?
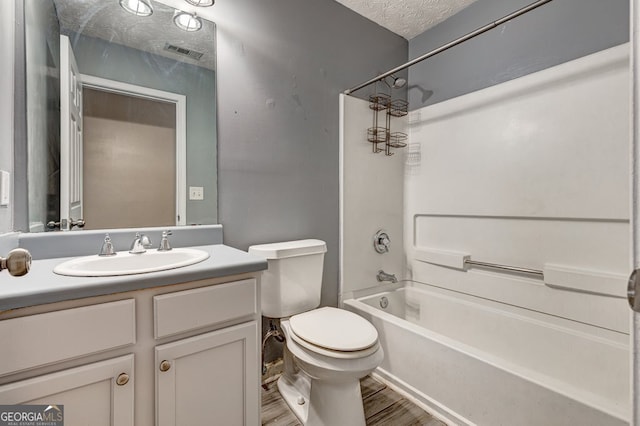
[99,234,117,257]
[158,230,173,251]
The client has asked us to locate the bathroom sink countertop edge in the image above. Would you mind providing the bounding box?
[0,244,267,311]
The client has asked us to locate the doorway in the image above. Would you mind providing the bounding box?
[80,76,187,229]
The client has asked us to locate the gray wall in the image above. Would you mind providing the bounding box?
[0,0,14,233]
[408,0,629,109]
[215,0,408,307]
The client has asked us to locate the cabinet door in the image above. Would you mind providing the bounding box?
[0,354,134,426]
[156,321,259,426]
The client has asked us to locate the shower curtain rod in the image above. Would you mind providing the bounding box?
[344,0,554,95]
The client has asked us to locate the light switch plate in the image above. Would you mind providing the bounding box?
[189,186,204,201]
[0,170,9,206]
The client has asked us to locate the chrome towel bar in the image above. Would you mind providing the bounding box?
[464,259,544,277]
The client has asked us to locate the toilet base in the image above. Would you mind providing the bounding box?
[274,319,382,426]
[277,372,310,424]
[277,371,367,426]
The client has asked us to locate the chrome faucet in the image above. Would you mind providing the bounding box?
[377,269,397,283]
[129,232,152,254]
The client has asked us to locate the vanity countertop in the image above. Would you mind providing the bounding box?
[0,244,267,312]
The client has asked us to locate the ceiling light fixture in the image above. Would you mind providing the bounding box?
[173,10,202,32]
[119,0,153,17]
[184,0,215,7]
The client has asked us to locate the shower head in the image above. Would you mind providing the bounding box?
[382,74,407,89]
[391,76,407,88]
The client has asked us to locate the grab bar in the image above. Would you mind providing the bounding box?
[414,248,626,298]
[464,259,544,277]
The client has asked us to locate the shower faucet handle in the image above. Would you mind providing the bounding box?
[373,230,390,253]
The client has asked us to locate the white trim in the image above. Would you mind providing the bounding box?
[80,74,187,225]
[631,0,639,422]
[338,94,346,307]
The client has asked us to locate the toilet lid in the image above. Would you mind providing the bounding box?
[289,307,378,351]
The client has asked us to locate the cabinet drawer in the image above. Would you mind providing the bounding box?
[154,279,257,339]
[0,299,136,377]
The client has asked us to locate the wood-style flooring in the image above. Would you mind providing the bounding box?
[262,375,446,426]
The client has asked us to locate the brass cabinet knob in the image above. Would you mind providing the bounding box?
[159,360,171,372]
[116,373,130,386]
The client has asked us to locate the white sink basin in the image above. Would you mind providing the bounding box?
[53,248,210,277]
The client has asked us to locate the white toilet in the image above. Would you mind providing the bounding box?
[249,239,383,426]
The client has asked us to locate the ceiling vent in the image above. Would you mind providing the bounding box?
[163,43,204,60]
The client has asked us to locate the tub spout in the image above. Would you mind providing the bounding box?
[377,270,397,283]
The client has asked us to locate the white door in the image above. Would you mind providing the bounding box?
[155,322,260,426]
[60,34,83,231]
[0,355,134,425]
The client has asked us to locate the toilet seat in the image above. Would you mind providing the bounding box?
[288,307,379,359]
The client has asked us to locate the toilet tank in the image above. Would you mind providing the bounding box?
[248,239,327,318]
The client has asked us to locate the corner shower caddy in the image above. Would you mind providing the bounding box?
[367,92,408,156]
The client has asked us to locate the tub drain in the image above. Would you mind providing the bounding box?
[379,296,389,309]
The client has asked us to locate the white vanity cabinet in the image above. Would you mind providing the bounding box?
[155,322,258,425]
[0,299,137,424]
[0,274,261,426]
[0,355,135,425]
[153,278,260,425]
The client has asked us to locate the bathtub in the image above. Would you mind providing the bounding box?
[343,282,629,425]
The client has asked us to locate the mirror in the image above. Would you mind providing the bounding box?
[23,0,217,231]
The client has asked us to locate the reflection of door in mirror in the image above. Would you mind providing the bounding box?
[59,34,82,231]
[81,80,186,230]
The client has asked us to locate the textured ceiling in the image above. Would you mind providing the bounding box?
[334,0,479,40]
[53,0,216,70]
[51,0,476,68]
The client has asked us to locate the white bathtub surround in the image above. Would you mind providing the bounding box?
[345,282,628,425]
[339,94,406,300]
[340,44,631,424]
[405,43,630,333]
